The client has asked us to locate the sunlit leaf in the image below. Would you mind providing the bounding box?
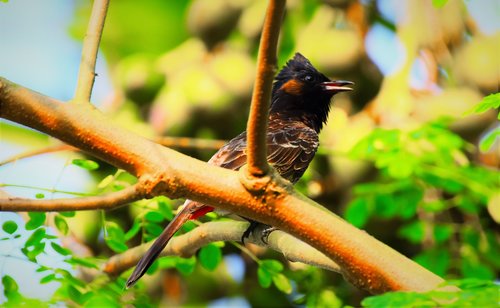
[145,211,164,223]
[157,197,173,220]
[72,159,99,171]
[51,242,71,256]
[260,259,284,273]
[398,221,425,243]
[40,273,57,284]
[198,244,222,271]
[54,215,69,235]
[257,266,273,288]
[344,198,372,228]
[25,212,46,230]
[2,220,18,234]
[414,249,450,276]
[175,256,196,276]
[273,273,292,294]
[479,127,500,152]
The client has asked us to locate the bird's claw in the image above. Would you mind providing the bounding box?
[241,221,259,244]
[261,227,277,245]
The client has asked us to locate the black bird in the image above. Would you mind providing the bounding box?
[126,53,353,288]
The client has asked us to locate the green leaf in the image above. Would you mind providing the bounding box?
[72,159,99,171]
[479,127,500,152]
[260,259,284,273]
[25,212,46,230]
[59,211,76,217]
[387,154,415,179]
[144,222,164,237]
[104,222,128,253]
[35,193,45,199]
[198,244,222,271]
[461,259,495,280]
[25,228,46,247]
[257,266,273,288]
[24,242,46,261]
[272,273,292,294]
[124,220,142,241]
[344,198,372,228]
[84,294,119,308]
[157,197,173,220]
[158,256,178,269]
[2,220,18,234]
[432,0,448,8]
[398,221,425,244]
[317,289,343,308]
[51,242,72,256]
[362,291,436,307]
[175,256,196,276]
[54,215,69,235]
[414,249,450,276]
[422,200,446,213]
[2,275,19,293]
[67,257,99,269]
[466,92,500,115]
[433,224,454,243]
[145,211,164,223]
[67,284,84,305]
[97,175,114,189]
[105,238,128,253]
[40,273,57,284]
[374,194,398,218]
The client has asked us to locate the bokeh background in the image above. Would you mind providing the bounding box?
[0,0,499,306]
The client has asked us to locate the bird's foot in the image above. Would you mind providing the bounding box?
[241,221,260,244]
[261,227,277,244]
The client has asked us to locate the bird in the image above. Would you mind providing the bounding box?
[126,52,353,288]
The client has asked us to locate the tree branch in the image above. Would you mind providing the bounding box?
[0,184,143,211]
[0,77,445,294]
[103,221,340,276]
[245,0,286,177]
[0,144,74,166]
[74,0,109,103]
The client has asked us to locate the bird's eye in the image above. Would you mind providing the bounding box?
[303,75,314,82]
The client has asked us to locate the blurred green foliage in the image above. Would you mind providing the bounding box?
[2,0,499,307]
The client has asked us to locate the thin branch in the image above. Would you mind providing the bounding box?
[0,77,445,293]
[0,144,74,166]
[0,136,225,167]
[0,184,143,211]
[74,0,109,103]
[245,0,286,177]
[103,221,340,276]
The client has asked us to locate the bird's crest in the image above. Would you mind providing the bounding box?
[272,53,318,97]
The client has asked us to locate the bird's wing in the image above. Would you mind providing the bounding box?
[207,123,319,183]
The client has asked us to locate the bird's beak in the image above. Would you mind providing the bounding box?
[322,80,354,92]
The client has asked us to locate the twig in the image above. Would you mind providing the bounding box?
[74,0,110,103]
[245,0,286,177]
[0,184,142,211]
[0,144,74,166]
[102,221,340,276]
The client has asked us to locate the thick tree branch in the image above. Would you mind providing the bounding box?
[74,0,109,103]
[103,221,340,276]
[245,0,286,177]
[0,184,143,211]
[0,78,445,294]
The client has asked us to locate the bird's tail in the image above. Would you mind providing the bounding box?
[125,201,205,288]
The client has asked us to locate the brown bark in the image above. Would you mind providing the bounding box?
[245,0,285,177]
[0,78,445,293]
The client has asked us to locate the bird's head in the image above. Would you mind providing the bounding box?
[271,53,353,131]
